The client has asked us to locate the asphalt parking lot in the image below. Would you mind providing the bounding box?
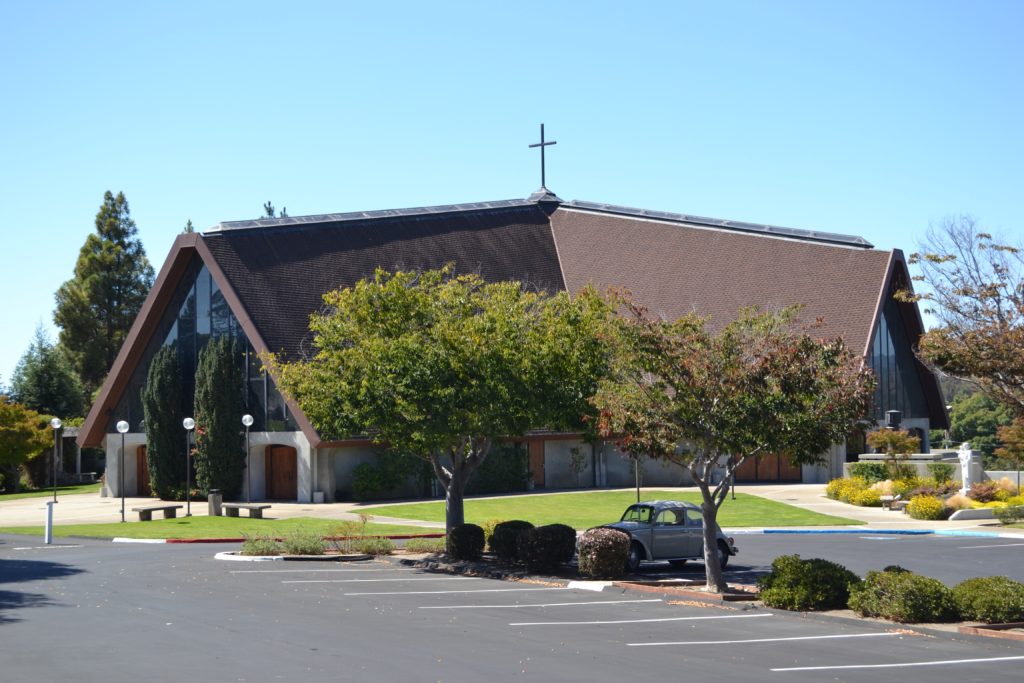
[2,534,1023,682]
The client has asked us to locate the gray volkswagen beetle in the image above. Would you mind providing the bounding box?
[602,500,738,572]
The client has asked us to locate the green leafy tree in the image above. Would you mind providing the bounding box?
[142,345,185,499]
[54,191,155,398]
[865,428,921,479]
[0,397,51,492]
[193,336,245,498]
[593,305,874,593]
[904,217,1024,417]
[994,419,1024,488]
[949,391,1011,461]
[9,326,85,418]
[270,267,614,537]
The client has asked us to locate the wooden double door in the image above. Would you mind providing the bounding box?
[733,453,802,483]
[265,445,298,500]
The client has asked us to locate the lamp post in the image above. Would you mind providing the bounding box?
[49,418,61,502]
[242,414,253,503]
[116,421,129,522]
[183,417,195,516]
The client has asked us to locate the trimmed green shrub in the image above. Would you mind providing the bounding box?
[757,554,862,611]
[404,537,446,554]
[351,449,432,501]
[906,495,948,520]
[926,462,956,483]
[993,505,1024,525]
[516,524,577,571]
[447,523,485,560]
[577,527,629,578]
[142,345,185,499]
[357,537,395,555]
[952,576,1024,624]
[848,568,958,623]
[240,533,280,556]
[490,520,534,563]
[280,529,326,555]
[848,463,889,484]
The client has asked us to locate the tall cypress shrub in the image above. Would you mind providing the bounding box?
[142,345,185,499]
[194,337,245,498]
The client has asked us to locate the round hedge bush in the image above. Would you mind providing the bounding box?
[489,520,534,563]
[953,576,1024,624]
[577,527,630,578]
[906,495,948,520]
[446,523,485,560]
[848,568,958,623]
[516,523,577,571]
[757,554,862,611]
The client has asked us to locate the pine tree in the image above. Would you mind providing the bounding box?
[193,336,245,498]
[9,326,85,418]
[54,191,155,398]
[141,345,185,499]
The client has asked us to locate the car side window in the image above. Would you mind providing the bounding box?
[622,506,653,524]
[685,509,703,528]
[655,510,682,526]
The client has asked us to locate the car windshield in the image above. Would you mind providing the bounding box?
[620,505,653,524]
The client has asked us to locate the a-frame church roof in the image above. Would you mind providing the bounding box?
[78,190,948,447]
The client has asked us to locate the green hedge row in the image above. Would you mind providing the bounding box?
[758,555,1024,624]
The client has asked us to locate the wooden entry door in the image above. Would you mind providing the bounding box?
[136,446,151,496]
[527,441,545,489]
[733,453,802,483]
[265,445,297,500]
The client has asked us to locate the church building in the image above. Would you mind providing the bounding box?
[77,187,947,501]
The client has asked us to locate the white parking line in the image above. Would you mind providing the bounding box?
[771,655,1024,672]
[630,632,895,647]
[283,577,481,584]
[12,545,84,550]
[957,542,1024,549]
[231,568,417,574]
[420,599,663,610]
[513,613,772,627]
[346,587,572,596]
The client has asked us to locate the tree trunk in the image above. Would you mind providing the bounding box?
[700,503,729,593]
[444,468,466,531]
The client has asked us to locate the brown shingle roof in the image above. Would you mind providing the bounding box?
[550,207,892,357]
[203,204,565,360]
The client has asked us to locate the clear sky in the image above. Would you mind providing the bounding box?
[1,0,1022,387]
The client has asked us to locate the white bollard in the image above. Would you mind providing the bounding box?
[44,500,56,544]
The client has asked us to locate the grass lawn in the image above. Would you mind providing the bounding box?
[0,516,440,540]
[0,483,102,501]
[361,489,862,529]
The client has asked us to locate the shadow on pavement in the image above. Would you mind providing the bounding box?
[0,558,85,625]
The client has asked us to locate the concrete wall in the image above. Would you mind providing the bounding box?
[101,432,148,497]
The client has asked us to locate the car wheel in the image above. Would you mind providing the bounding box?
[626,542,643,572]
[716,541,730,570]
[668,559,688,568]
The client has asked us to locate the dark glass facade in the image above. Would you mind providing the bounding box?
[110,257,297,433]
[868,295,927,421]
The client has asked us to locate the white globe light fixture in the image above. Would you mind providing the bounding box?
[183,417,196,516]
[116,421,130,522]
[242,415,254,503]
[49,418,62,502]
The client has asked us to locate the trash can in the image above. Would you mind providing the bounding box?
[208,489,223,516]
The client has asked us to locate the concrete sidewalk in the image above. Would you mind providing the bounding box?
[0,484,1019,536]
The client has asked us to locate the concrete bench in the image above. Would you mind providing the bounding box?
[132,504,184,521]
[222,503,272,519]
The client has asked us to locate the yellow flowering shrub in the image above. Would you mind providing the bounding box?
[907,495,947,520]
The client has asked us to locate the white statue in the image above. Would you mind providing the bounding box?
[958,442,973,495]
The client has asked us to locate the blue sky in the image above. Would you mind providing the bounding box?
[1,0,1022,387]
